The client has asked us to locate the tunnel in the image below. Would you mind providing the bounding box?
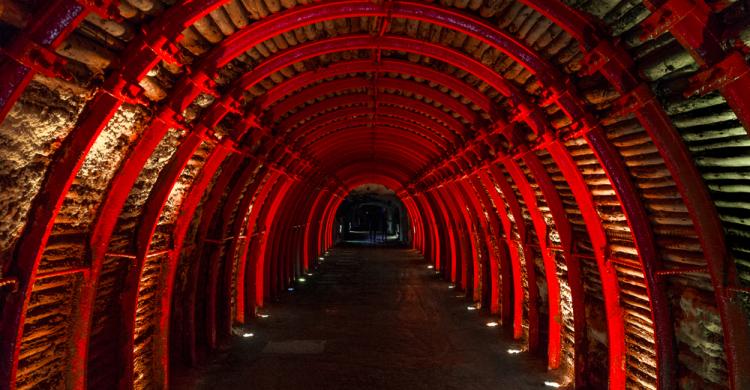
[1,0,750,388]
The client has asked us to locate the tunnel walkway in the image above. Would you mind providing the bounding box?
[177,245,552,389]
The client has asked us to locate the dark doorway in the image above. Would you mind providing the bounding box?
[333,184,410,246]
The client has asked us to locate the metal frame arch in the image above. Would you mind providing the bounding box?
[204,159,271,350]
[303,189,331,272]
[438,183,480,298]
[305,188,333,268]
[517,151,587,385]
[451,179,499,305]
[514,4,746,384]
[219,168,288,336]
[639,1,749,134]
[183,162,272,365]
[268,179,323,296]
[455,177,502,314]
[484,164,542,353]
[124,132,286,386]
[238,171,288,314]
[281,107,453,151]
[264,182,301,297]
[323,195,345,250]
[472,172,523,336]
[401,196,423,249]
[1,1,748,388]
[309,189,338,262]
[405,194,426,255]
[301,126,444,161]
[543,141,627,387]
[269,76,478,128]
[313,152,429,182]
[0,0,94,122]
[189,32,521,147]
[0,0,223,124]
[424,187,460,285]
[317,194,343,256]
[2,1,236,378]
[465,175,514,324]
[338,172,406,195]
[257,178,301,301]
[430,187,467,287]
[291,111,455,154]
[156,147,234,387]
[312,146,430,179]
[120,132,207,388]
[232,2,736,386]
[248,175,295,307]
[414,191,445,273]
[256,58,497,117]
[178,158,264,367]
[278,97,469,148]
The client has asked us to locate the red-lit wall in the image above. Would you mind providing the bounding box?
[1,1,749,389]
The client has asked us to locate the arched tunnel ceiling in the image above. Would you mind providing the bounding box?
[0,0,750,389]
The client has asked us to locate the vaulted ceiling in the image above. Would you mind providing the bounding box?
[1,0,749,389]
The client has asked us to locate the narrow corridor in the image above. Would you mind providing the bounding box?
[177,245,552,389]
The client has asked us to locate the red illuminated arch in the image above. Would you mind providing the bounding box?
[0,2,748,390]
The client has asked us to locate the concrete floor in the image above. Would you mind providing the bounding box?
[176,245,556,389]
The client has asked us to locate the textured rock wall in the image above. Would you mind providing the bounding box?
[1,0,747,388]
[16,274,82,390]
[0,79,88,265]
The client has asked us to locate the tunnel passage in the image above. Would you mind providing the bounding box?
[334,184,409,244]
[1,0,750,389]
[176,245,555,390]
